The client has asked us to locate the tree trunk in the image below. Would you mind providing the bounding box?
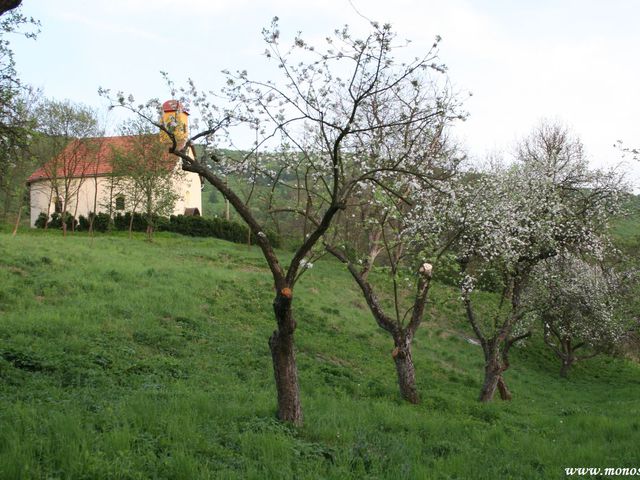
[496,375,512,400]
[392,333,419,404]
[560,357,573,378]
[11,205,22,237]
[44,191,52,230]
[269,291,302,425]
[479,354,502,402]
[72,200,79,233]
[128,213,134,239]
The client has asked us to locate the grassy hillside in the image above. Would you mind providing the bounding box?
[0,231,639,479]
[613,194,640,246]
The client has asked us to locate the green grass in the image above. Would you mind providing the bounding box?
[0,230,639,479]
[613,194,640,244]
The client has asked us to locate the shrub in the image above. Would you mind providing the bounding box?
[78,215,90,231]
[114,212,145,232]
[159,215,281,247]
[88,212,111,232]
[47,212,77,230]
[34,212,48,229]
[34,209,280,247]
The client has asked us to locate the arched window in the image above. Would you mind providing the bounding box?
[115,195,125,211]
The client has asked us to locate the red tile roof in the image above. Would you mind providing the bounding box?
[27,135,178,183]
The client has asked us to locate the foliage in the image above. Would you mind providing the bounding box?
[0,7,39,221]
[0,6,39,141]
[46,211,77,230]
[0,88,40,220]
[33,211,47,228]
[86,212,111,233]
[35,210,280,247]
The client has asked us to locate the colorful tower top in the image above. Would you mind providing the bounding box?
[161,100,189,144]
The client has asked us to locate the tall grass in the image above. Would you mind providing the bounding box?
[0,231,638,479]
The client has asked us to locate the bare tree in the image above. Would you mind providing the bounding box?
[111,118,182,240]
[104,19,462,424]
[31,99,101,234]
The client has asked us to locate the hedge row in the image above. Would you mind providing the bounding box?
[161,214,280,247]
[34,212,280,247]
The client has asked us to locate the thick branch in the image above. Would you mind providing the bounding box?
[501,331,531,372]
[463,296,488,354]
[0,0,21,16]
[406,271,432,337]
[325,244,397,335]
[177,150,286,288]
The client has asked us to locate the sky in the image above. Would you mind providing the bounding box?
[9,0,640,188]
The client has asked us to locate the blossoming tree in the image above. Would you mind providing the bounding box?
[324,105,463,403]
[524,255,632,377]
[449,123,625,401]
[103,19,462,424]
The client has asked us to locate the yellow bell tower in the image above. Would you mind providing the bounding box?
[161,99,189,144]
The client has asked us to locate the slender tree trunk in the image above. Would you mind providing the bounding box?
[72,197,79,233]
[392,332,419,404]
[128,212,134,239]
[44,190,53,230]
[11,205,22,237]
[89,178,98,237]
[269,291,302,425]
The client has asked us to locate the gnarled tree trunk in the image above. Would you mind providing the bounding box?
[392,332,419,404]
[560,357,574,378]
[479,344,514,402]
[479,353,503,402]
[270,290,302,424]
[496,375,512,400]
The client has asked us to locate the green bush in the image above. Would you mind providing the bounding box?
[35,210,280,247]
[34,212,48,229]
[38,212,77,231]
[77,215,90,231]
[159,215,281,247]
[87,212,111,232]
[114,212,147,232]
